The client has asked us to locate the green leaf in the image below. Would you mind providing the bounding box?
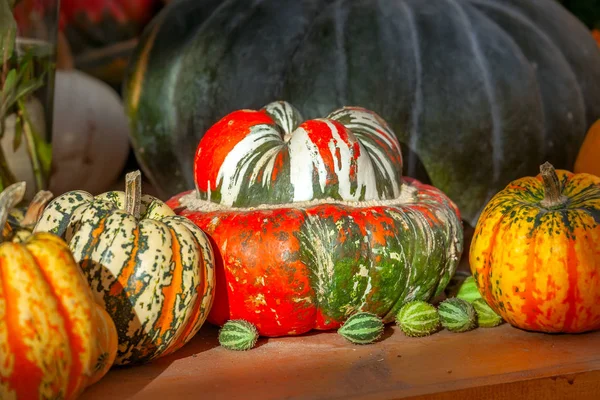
[0,0,17,60]
[12,113,21,151]
[2,68,16,96]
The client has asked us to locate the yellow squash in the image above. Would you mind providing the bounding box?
[0,183,118,399]
[470,162,600,333]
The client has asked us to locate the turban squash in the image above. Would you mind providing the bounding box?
[0,182,118,399]
[470,162,600,333]
[33,171,215,365]
[124,0,600,225]
[167,102,464,337]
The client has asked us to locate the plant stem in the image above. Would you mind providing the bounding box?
[125,170,142,220]
[18,97,45,191]
[540,162,568,209]
[0,180,24,240]
[20,189,52,227]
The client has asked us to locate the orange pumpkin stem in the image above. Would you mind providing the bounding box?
[125,170,142,220]
[20,190,53,227]
[540,162,567,209]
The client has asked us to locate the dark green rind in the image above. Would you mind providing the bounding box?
[438,298,477,333]
[123,0,600,225]
[219,320,259,351]
[295,181,463,326]
[338,312,384,344]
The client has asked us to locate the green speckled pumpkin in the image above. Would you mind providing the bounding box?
[124,0,600,225]
[167,102,463,337]
[33,171,215,365]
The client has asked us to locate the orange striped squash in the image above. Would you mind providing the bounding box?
[33,171,216,365]
[0,182,118,399]
[470,162,600,333]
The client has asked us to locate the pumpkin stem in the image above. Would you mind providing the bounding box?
[540,162,568,208]
[0,181,26,238]
[125,170,142,220]
[20,190,53,228]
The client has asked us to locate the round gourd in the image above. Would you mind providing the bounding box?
[123,0,600,225]
[470,162,600,333]
[472,299,503,328]
[574,119,600,176]
[337,312,384,345]
[438,298,477,333]
[33,170,216,365]
[166,102,463,337]
[395,301,441,338]
[49,69,131,195]
[219,320,259,351]
[456,276,482,303]
[0,182,118,399]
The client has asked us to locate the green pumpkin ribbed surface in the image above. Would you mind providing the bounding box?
[473,298,504,328]
[395,301,440,337]
[456,276,482,303]
[338,312,384,345]
[438,298,477,333]
[218,320,259,351]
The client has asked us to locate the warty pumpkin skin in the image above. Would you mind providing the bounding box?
[33,171,215,365]
[0,182,118,400]
[167,102,463,337]
[124,0,600,225]
[470,162,600,333]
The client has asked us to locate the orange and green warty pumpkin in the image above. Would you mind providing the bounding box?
[167,101,464,337]
[470,162,600,333]
[33,171,215,365]
[0,182,118,399]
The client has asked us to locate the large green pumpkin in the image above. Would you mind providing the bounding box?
[123,0,600,225]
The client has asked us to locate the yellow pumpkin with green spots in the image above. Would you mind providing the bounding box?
[470,162,600,333]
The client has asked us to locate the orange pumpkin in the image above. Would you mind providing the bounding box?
[575,119,600,177]
[0,182,118,399]
[470,162,600,333]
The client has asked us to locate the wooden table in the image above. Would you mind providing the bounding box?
[81,323,600,400]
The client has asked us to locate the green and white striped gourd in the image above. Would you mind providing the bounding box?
[438,298,477,333]
[338,312,384,345]
[395,301,440,337]
[32,171,216,365]
[219,320,260,351]
[473,299,504,328]
[456,276,482,303]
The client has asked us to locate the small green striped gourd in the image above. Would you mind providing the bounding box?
[456,276,482,303]
[219,320,259,351]
[338,312,384,345]
[395,301,440,337]
[473,299,503,328]
[438,298,477,333]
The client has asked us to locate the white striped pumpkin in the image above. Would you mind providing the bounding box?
[195,101,403,207]
[33,171,215,365]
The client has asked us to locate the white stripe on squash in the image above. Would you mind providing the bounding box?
[209,103,403,206]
